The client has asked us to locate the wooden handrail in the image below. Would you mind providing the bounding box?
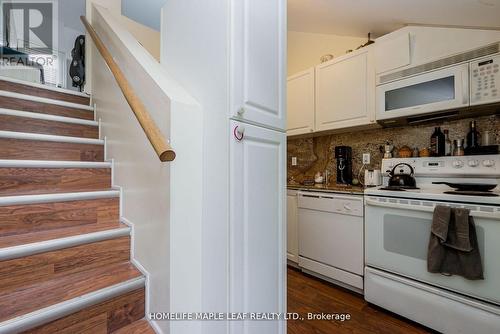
[80,16,175,162]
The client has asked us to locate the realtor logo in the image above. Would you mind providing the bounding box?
[1,0,56,53]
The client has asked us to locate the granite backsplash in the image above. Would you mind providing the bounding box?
[287,115,500,184]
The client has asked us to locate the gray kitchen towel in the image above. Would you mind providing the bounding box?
[427,206,484,280]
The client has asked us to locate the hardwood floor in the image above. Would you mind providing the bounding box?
[287,267,435,334]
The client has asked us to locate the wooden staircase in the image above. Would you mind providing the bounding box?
[0,78,155,333]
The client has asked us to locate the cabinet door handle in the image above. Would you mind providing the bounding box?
[234,126,245,141]
[237,107,245,116]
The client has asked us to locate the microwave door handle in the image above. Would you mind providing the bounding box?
[462,69,469,105]
[365,198,500,220]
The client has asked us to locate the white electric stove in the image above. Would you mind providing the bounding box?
[364,155,500,334]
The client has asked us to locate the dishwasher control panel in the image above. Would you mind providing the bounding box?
[297,192,363,217]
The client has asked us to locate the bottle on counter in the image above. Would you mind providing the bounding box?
[466,121,481,149]
[430,127,446,157]
[444,129,452,156]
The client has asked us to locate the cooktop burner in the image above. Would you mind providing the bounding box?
[444,191,500,197]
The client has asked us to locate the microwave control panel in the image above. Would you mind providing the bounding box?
[470,54,500,105]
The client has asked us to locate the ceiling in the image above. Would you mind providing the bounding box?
[288,0,500,37]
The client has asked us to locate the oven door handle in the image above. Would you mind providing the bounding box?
[365,198,500,220]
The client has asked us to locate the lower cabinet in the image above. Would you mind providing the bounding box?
[287,190,299,263]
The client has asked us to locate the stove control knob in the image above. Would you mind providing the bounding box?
[468,160,480,167]
[483,160,496,167]
[452,160,464,168]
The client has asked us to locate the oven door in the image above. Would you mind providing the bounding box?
[365,196,500,305]
[377,63,470,122]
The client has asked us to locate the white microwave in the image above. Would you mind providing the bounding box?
[376,53,500,125]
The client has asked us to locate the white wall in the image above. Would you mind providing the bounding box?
[119,15,161,60]
[58,0,86,89]
[85,0,161,94]
[122,0,166,31]
[288,31,366,75]
[86,0,160,59]
[88,5,202,334]
[161,1,229,334]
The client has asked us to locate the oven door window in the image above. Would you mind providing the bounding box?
[385,76,455,111]
[383,214,485,260]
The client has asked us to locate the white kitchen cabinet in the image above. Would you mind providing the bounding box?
[374,32,411,74]
[315,47,376,132]
[287,68,315,136]
[375,26,500,80]
[287,190,299,263]
[229,120,286,334]
[230,0,286,130]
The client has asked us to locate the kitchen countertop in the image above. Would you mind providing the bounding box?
[287,183,365,195]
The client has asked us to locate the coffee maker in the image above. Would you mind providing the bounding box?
[335,146,353,185]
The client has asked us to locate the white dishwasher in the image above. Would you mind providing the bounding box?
[297,191,364,292]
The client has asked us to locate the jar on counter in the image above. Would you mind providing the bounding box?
[454,139,465,156]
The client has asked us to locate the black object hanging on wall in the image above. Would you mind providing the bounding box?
[69,35,85,91]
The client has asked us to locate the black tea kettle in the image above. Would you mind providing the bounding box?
[388,163,417,189]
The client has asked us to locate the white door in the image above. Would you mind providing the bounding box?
[315,48,376,131]
[230,120,286,334]
[287,68,315,136]
[287,190,299,263]
[230,0,286,130]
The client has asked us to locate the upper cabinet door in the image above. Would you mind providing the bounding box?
[230,0,286,130]
[287,68,315,136]
[315,48,376,132]
[375,32,411,75]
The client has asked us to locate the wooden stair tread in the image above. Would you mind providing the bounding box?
[0,197,119,238]
[0,138,104,162]
[0,79,90,105]
[0,114,98,139]
[0,95,94,120]
[0,236,130,294]
[0,174,112,197]
[25,288,145,333]
[0,222,125,249]
[0,168,111,196]
[111,319,155,334]
[0,261,142,322]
